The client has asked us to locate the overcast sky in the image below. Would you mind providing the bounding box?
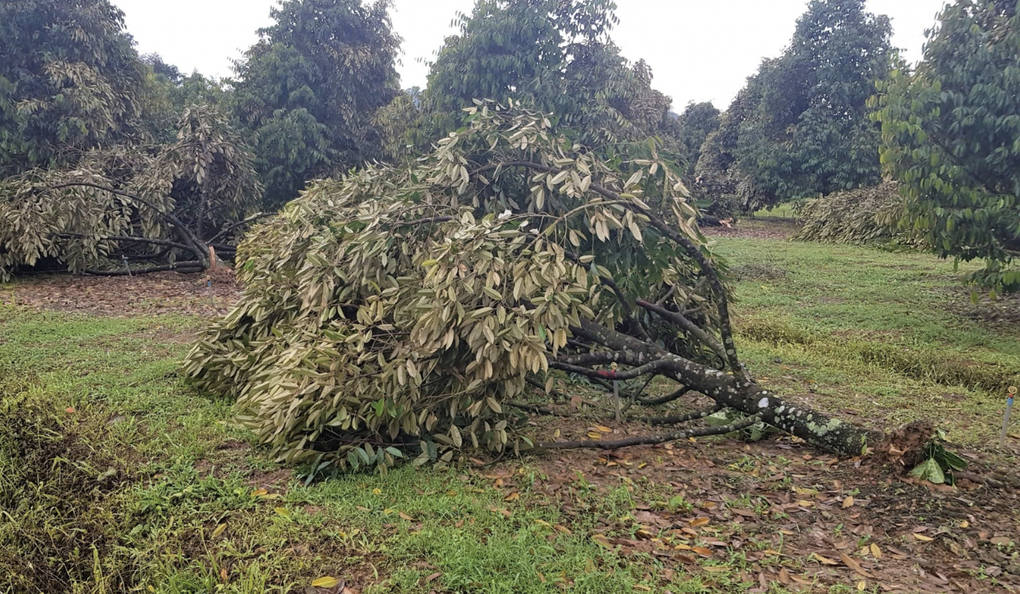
[113,0,948,110]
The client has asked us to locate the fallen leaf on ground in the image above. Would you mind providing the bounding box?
[839,552,871,577]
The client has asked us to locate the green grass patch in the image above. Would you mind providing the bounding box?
[714,236,1020,451]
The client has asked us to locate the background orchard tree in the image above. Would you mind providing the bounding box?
[231,0,400,209]
[0,104,261,279]
[874,0,1020,293]
[697,0,892,211]
[676,102,720,178]
[0,0,147,177]
[406,0,682,153]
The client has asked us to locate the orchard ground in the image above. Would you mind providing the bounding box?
[2,221,1019,594]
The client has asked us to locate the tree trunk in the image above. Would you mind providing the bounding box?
[559,320,877,457]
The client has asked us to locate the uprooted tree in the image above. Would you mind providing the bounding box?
[0,104,262,280]
[185,102,881,473]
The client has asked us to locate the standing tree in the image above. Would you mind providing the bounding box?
[231,0,400,209]
[0,0,147,177]
[698,0,891,210]
[676,102,720,178]
[874,0,1020,292]
[414,0,681,153]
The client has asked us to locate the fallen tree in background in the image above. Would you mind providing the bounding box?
[0,105,262,280]
[185,102,885,474]
[794,182,919,246]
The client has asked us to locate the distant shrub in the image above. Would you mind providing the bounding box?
[794,182,918,246]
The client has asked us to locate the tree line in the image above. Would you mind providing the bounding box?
[1,0,1018,290]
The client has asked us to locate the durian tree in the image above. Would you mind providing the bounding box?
[873,0,1020,292]
[0,104,261,279]
[185,102,877,474]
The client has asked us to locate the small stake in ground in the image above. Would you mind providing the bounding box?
[611,362,621,423]
[1000,386,1016,447]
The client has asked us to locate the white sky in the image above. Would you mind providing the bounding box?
[114,0,948,110]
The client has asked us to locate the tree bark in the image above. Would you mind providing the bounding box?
[558,320,877,457]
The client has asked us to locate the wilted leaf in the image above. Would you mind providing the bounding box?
[311,576,339,588]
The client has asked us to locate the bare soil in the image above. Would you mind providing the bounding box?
[2,270,242,318]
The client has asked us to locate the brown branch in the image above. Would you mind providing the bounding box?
[537,415,759,450]
[84,261,204,276]
[54,233,195,253]
[636,299,728,364]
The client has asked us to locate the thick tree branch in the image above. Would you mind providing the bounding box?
[207,212,269,244]
[637,386,692,406]
[55,233,195,253]
[84,261,204,276]
[550,358,673,381]
[636,299,728,364]
[639,404,725,426]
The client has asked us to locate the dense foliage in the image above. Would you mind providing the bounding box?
[873,0,1020,292]
[409,0,682,152]
[794,182,910,245]
[676,102,720,178]
[0,105,260,280]
[231,0,401,208]
[0,0,147,177]
[185,103,714,469]
[697,0,891,210]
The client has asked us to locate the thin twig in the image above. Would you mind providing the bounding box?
[537,415,760,450]
[639,404,725,426]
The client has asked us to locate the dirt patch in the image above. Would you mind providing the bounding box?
[948,287,1020,329]
[704,219,800,241]
[2,270,242,318]
[510,412,1020,593]
[248,468,293,492]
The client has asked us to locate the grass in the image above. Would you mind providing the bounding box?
[0,308,692,593]
[716,235,1020,452]
[3,232,1020,593]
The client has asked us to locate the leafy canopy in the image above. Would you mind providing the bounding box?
[409,0,682,153]
[0,0,147,177]
[231,0,401,209]
[874,0,1020,292]
[676,102,720,178]
[185,102,717,471]
[698,0,891,210]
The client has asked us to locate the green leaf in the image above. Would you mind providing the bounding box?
[910,458,945,485]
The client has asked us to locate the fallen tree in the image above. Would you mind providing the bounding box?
[185,102,880,473]
[0,105,262,280]
[794,181,920,246]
